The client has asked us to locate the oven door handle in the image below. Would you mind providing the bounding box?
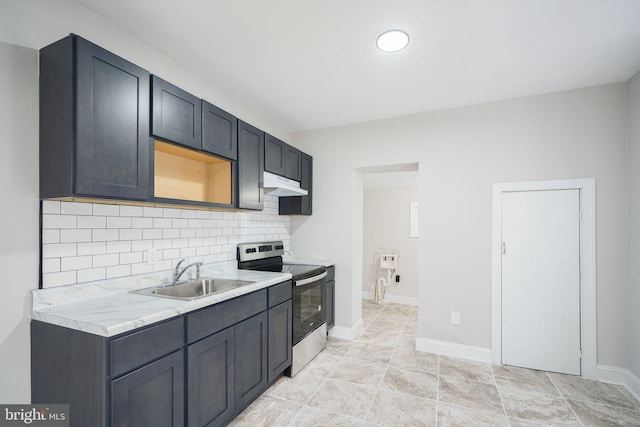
[294,271,327,287]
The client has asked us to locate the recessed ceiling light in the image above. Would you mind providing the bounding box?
[376,29,410,53]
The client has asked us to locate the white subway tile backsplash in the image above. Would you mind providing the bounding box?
[43,271,76,287]
[93,254,120,268]
[172,239,188,249]
[120,205,143,217]
[93,204,120,216]
[107,241,132,254]
[77,216,107,229]
[93,229,120,242]
[41,196,290,287]
[77,267,106,283]
[42,229,60,244]
[131,217,153,228]
[106,265,130,279]
[131,263,154,275]
[180,210,197,219]
[60,229,92,243]
[42,258,60,274]
[77,242,107,256]
[180,247,196,258]
[120,252,143,265]
[42,200,61,214]
[107,217,132,229]
[119,229,142,240]
[143,229,163,240]
[43,214,77,229]
[131,240,153,252]
[61,256,93,271]
[44,243,77,258]
[61,201,93,215]
[163,208,181,218]
[143,206,163,217]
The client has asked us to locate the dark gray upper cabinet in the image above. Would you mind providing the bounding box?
[39,34,150,201]
[265,134,302,181]
[279,152,313,215]
[284,145,302,182]
[152,75,202,150]
[237,120,265,210]
[202,101,238,160]
[264,134,286,176]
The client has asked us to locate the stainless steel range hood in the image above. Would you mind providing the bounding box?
[263,171,308,197]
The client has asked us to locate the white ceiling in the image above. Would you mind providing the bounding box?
[78,0,640,133]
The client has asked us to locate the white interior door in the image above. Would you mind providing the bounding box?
[502,189,581,375]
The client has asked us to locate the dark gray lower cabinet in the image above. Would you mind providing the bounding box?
[234,312,268,411]
[111,350,184,427]
[268,300,292,382]
[32,282,292,427]
[188,327,234,427]
[325,266,336,331]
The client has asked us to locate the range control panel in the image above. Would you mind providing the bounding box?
[237,241,285,262]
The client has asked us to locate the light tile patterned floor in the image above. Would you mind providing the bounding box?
[230,301,640,426]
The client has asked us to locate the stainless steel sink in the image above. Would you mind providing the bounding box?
[134,278,255,300]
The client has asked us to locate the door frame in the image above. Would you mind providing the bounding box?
[491,178,596,379]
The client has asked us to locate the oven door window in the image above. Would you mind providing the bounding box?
[292,279,324,345]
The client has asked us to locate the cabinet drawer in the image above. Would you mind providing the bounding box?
[110,317,184,378]
[268,281,292,308]
[187,289,267,344]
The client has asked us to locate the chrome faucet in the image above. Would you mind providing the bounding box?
[171,259,203,285]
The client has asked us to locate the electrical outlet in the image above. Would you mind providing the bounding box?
[395,275,400,283]
[451,311,460,325]
[145,249,159,265]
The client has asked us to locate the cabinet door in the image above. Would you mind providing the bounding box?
[284,145,302,181]
[202,100,237,160]
[234,312,268,410]
[74,36,150,200]
[187,327,234,427]
[278,152,312,215]
[111,350,184,427]
[237,120,264,210]
[264,134,286,176]
[268,300,292,382]
[151,75,202,150]
[300,152,313,215]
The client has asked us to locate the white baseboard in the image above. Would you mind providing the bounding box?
[595,365,640,402]
[416,338,492,363]
[625,369,640,401]
[362,291,418,306]
[596,364,627,384]
[328,318,364,341]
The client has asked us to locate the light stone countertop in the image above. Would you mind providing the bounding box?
[31,261,292,338]
[282,254,335,267]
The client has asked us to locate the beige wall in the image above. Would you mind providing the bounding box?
[363,187,419,303]
[292,84,628,367]
[0,42,39,403]
[628,70,640,377]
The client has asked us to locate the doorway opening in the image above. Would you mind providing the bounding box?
[358,163,419,334]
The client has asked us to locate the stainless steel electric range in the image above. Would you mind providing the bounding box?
[237,241,327,376]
